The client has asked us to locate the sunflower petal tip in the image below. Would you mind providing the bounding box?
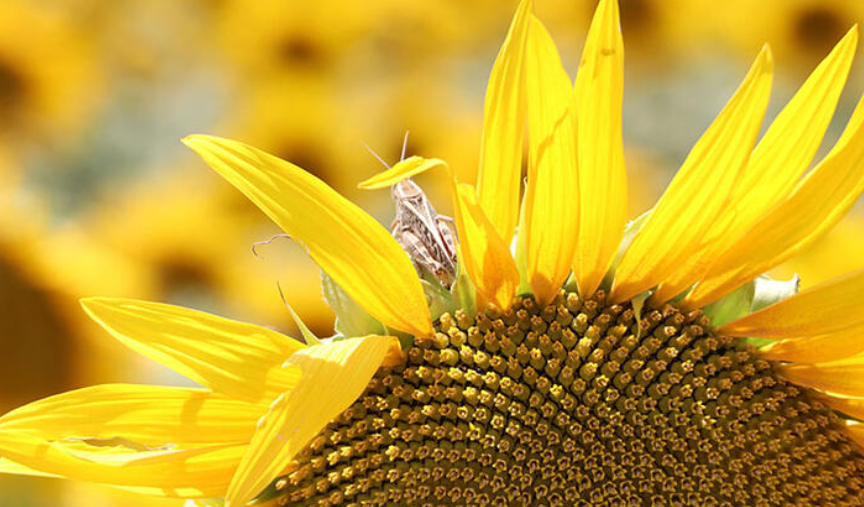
[845,24,860,47]
[182,134,223,152]
[181,134,202,147]
[744,44,773,78]
[591,0,621,39]
[79,296,126,311]
[78,296,107,314]
[759,43,774,65]
[357,157,447,190]
[827,26,858,59]
[600,0,620,16]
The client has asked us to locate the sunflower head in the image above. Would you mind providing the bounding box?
[4,1,864,507]
[268,289,864,507]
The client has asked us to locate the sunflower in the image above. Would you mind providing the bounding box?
[4,0,864,506]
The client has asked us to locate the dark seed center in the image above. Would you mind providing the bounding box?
[275,290,864,506]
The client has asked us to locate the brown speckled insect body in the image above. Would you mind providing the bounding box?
[391,178,458,288]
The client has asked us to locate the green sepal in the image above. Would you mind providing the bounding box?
[320,271,385,338]
[704,273,800,327]
[599,209,653,293]
[513,188,533,296]
[276,282,321,345]
[249,477,283,505]
[421,278,456,319]
[702,279,757,327]
[702,273,800,347]
[400,250,477,325]
[449,249,477,317]
[378,322,414,351]
[563,273,579,293]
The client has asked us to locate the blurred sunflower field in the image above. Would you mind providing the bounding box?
[1,0,864,506]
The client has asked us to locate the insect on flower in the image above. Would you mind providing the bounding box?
[389,176,458,289]
[366,133,458,289]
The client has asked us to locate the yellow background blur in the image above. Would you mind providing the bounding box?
[2,0,864,505]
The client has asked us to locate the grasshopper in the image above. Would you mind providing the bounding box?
[367,133,458,288]
[390,177,458,289]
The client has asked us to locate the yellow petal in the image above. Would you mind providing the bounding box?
[357,156,448,190]
[450,181,519,310]
[728,28,857,230]
[778,358,864,398]
[653,31,857,303]
[685,93,864,309]
[820,395,864,420]
[184,135,433,337]
[845,422,864,449]
[759,329,864,364]
[0,458,58,478]
[610,46,773,303]
[225,335,399,507]
[0,384,269,445]
[0,431,245,498]
[572,0,627,299]
[523,16,578,306]
[476,0,531,242]
[719,268,864,338]
[81,298,302,402]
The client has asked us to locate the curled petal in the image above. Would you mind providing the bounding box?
[81,298,303,402]
[184,135,433,337]
[226,336,400,507]
[450,181,519,310]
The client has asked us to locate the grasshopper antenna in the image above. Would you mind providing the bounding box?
[400,131,410,161]
[252,234,292,258]
[363,142,391,170]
